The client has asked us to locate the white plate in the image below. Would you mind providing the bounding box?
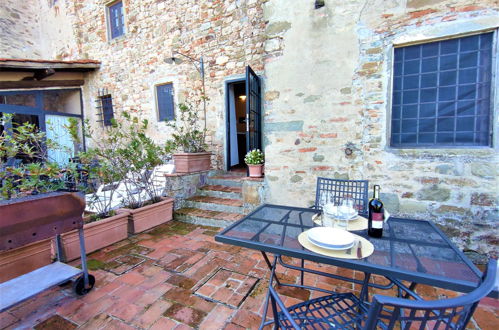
[307,227,355,249]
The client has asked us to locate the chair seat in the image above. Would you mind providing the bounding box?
[277,292,368,329]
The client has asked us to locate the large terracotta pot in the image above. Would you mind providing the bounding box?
[59,211,130,262]
[124,197,174,234]
[248,164,264,178]
[173,152,211,173]
[0,239,52,283]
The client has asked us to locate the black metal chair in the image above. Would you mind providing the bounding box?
[268,259,497,329]
[314,177,369,213]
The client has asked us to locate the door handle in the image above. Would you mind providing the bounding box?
[246,114,249,132]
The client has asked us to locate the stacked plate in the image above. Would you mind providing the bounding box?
[323,204,358,221]
[307,227,355,250]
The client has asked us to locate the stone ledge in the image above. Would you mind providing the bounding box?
[163,170,211,177]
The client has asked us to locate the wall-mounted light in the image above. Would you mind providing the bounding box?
[239,95,247,101]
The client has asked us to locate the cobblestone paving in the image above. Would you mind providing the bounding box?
[1,221,497,329]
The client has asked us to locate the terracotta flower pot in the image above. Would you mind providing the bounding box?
[123,197,174,234]
[248,164,264,178]
[173,152,211,173]
[59,211,130,262]
[0,239,52,283]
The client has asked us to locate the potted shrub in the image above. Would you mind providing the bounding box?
[0,115,67,280]
[114,112,173,234]
[166,103,211,173]
[56,118,131,262]
[245,149,264,178]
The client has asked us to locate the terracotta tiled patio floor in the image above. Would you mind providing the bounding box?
[1,221,497,329]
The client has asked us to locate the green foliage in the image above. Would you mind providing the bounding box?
[0,114,69,200]
[80,110,168,214]
[244,149,264,165]
[165,103,207,153]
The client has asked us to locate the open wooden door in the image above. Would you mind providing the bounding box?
[245,65,262,153]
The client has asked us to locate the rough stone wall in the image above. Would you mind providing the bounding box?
[262,0,499,256]
[56,0,266,170]
[0,0,43,58]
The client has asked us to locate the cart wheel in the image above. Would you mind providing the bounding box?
[73,274,95,295]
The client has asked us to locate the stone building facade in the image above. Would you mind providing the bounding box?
[0,0,497,256]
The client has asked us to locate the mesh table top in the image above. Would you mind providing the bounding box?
[215,204,482,293]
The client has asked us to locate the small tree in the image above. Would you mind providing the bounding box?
[165,103,207,153]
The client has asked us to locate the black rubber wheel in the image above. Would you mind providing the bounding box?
[73,274,95,295]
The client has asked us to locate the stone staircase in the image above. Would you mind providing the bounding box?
[174,172,247,228]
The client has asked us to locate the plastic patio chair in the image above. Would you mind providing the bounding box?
[268,259,497,330]
[314,177,369,214]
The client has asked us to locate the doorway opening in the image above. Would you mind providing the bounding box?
[225,66,262,174]
[226,80,247,172]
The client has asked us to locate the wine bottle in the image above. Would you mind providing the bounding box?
[368,185,384,238]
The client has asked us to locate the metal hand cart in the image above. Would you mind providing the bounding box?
[0,192,95,312]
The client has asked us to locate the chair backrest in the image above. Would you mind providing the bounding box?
[364,259,498,330]
[315,177,369,213]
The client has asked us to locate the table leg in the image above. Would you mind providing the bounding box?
[261,251,281,286]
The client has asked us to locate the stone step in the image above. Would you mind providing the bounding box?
[206,175,245,188]
[198,185,242,199]
[174,207,244,228]
[184,196,244,214]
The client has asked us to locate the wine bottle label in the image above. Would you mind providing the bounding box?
[372,212,383,229]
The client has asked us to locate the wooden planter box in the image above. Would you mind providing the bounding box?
[124,197,174,234]
[0,239,52,283]
[173,152,211,173]
[59,211,130,262]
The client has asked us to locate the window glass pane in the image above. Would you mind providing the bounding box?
[0,93,36,107]
[418,133,434,143]
[439,71,456,86]
[403,90,418,104]
[422,43,438,57]
[420,103,436,117]
[402,120,417,133]
[156,83,174,121]
[458,85,476,100]
[438,102,455,116]
[437,117,454,131]
[459,52,478,68]
[459,68,476,84]
[391,32,493,147]
[438,87,456,101]
[419,119,435,132]
[440,54,457,70]
[401,133,417,144]
[421,73,437,88]
[456,117,474,131]
[403,76,419,89]
[421,57,438,72]
[404,60,420,74]
[402,105,418,118]
[421,88,437,102]
[405,45,421,60]
[440,39,458,54]
[391,119,400,133]
[43,90,82,115]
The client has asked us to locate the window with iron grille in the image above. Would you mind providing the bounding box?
[391,32,494,148]
[107,1,125,39]
[99,94,114,126]
[156,83,175,121]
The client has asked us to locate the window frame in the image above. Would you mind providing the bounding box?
[106,0,125,40]
[155,82,175,122]
[388,29,498,150]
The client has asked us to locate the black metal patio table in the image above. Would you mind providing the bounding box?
[215,203,490,297]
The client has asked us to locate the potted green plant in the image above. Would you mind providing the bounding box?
[245,149,264,178]
[0,115,66,281]
[165,103,211,173]
[113,112,173,234]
